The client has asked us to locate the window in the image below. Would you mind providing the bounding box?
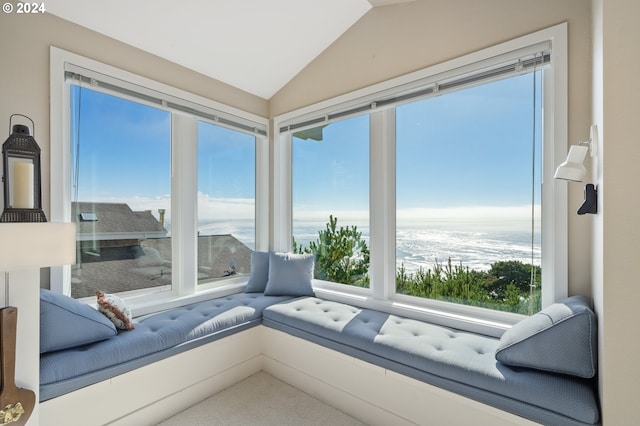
[69,86,172,299]
[275,25,567,334]
[51,48,268,312]
[291,115,370,288]
[79,212,97,222]
[197,121,256,284]
[395,73,542,315]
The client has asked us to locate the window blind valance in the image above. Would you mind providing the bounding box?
[64,65,268,137]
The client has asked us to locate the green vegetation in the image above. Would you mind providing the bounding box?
[396,259,541,314]
[293,215,370,287]
[294,216,541,314]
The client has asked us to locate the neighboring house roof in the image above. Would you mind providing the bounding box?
[145,234,252,278]
[71,233,252,299]
[69,201,253,298]
[72,202,167,240]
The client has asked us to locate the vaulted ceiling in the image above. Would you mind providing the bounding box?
[46,0,413,99]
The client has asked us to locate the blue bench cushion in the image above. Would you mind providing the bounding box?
[495,295,597,378]
[263,297,600,426]
[40,293,291,401]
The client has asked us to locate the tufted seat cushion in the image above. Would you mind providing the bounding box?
[40,293,292,401]
[263,297,600,426]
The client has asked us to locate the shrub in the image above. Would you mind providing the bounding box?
[293,215,370,287]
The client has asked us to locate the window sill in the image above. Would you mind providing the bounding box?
[80,279,249,318]
[134,283,248,317]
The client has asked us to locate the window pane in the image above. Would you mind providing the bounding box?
[197,121,255,283]
[70,86,172,298]
[292,115,370,287]
[395,73,542,314]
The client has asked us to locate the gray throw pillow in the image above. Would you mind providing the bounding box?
[264,252,315,297]
[244,251,270,293]
[40,288,117,353]
[495,295,597,378]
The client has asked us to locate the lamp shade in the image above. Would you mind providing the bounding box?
[0,223,76,271]
[554,145,588,182]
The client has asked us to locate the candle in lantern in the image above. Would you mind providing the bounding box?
[12,162,34,209]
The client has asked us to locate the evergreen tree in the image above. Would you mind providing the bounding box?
[485,260,541,299]
[293,215,370,287]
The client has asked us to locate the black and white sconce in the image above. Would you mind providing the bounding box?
[1,114,47,223]
[554,125,598,215]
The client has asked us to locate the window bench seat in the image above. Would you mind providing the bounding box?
[39,293,600,426]
[262,297,600,426]
[39,293,293,401]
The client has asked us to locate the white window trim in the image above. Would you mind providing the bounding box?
[274,24,568,336]
[49,47,269,315]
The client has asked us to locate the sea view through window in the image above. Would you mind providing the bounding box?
[291,69,543,315]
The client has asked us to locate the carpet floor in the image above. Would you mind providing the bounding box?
[156,372,367,426]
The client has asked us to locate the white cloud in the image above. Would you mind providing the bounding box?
[292,205,540,224]
[85,192,255,225]
[293,209,369,223]
[396,205,540,221]
[196,192,254,221]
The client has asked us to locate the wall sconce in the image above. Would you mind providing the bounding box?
[554,125,598,215]
[1,115,47,223]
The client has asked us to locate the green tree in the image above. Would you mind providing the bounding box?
[293,215,370,287]
[485,260,541,299]
[396,258,542,314]
[397,258,487,303]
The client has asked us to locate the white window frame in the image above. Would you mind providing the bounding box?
[274,24,568,336]
[49,47,269,315]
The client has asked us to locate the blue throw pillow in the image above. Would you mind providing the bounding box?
[244,251,270,293]
[40,289,117,353]
[495,295,597,378]
[264,252,315,297]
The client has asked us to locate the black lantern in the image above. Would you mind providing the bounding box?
[1,114,47,222]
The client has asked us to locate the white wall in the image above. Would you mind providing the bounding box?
[593,0,640,424]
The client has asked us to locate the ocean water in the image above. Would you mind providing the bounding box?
[395,222,540,273]
[198,218,541,274]
[293,218,540,273]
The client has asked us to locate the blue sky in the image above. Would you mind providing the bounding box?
[71,87,171,201]
[397,74,542,208]
[72,70,541,227]
[197,121,255,200]
[71,87,256,225]
[293,72,542,223]
[293,114,370,220]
